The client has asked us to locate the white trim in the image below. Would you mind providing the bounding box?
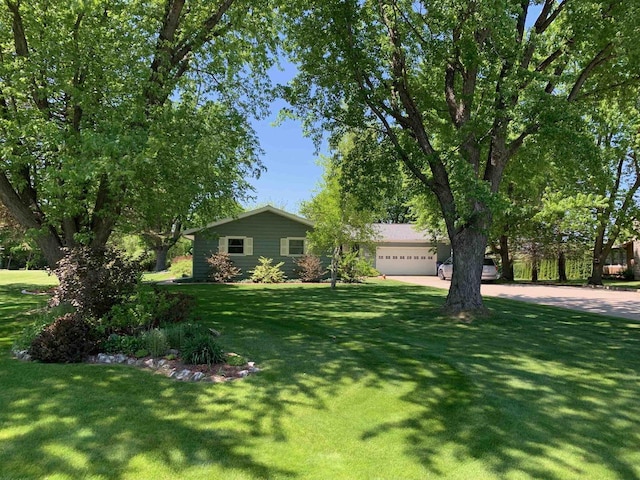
[218,236,227,254]
[222,236,253,256]
[281,237,306,256]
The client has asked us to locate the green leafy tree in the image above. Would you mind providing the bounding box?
[586,93,640,285]
[0,1,275,270]
[126,98,262,271]
[491,108,601,281]
[335,128,415,224]
[282,1,639,314]
[301,157,378,289]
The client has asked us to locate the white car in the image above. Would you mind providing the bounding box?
[437,257,500,281]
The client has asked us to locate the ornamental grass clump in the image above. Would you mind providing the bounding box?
[181,333,225,366]
[145,328,169,357]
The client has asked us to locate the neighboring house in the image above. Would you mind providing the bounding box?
[609,240,640,279]
[372,223,451,276]
[183,206,314,281]
[183,205,452,281]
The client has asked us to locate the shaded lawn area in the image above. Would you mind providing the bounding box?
[0,272,639,479]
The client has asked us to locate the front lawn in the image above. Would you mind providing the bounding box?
[1,272,638,479]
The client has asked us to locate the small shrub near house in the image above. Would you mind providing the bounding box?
[338,251,376,283]
[249,256,286,283]
[207,252,242,283]
[294,254,326,282]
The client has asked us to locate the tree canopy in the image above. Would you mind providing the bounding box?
[0,0,276,268]
[281,0,640,314]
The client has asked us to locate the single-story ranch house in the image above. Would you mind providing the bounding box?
[183,205,451,281]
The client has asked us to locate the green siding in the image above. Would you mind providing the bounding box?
[193,211,314,281]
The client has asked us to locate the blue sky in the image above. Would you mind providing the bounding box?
[243,65,326,215]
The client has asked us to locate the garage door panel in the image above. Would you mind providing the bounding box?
[376,247,437,275]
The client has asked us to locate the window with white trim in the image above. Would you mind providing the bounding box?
[218,236,253,256]
[280,237,307,256]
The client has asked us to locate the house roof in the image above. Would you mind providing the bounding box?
[373,223,442,243]
[183,205,314,236]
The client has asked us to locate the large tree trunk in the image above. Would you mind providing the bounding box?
[154,246,169,272]
[557,251,567,282]
[588,227,608,285]
[499,234,514,281]
[445,228,487,315]
[144,222,183,272]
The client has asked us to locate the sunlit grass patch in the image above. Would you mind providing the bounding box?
[0,275,638,479]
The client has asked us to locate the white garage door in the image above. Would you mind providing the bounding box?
[375,247,437,275]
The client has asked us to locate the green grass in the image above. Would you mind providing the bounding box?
[603,279,640,289]
[1,271,639,479]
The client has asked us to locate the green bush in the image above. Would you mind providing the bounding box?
[181,333,225,366]
[29,313,99,363]
[163,322,211,350]
[249,256,286,283]
[100,287,195,335]
[103,294,155,335]
[207,252,242,282]
[101,333,146,355]
[338,252,374,283]
[294,254,326,282]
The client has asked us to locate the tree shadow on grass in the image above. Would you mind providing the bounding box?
[0,284,51,350]
[1,281,639,479]
[191,282,640,479]
[0,362,297,479]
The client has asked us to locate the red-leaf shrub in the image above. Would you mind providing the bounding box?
[294,254,326,282]
[206,253,241,283]
[50,246,142,318]
[29,313,98,363]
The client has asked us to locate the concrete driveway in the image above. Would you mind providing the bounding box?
[387,276,640,321]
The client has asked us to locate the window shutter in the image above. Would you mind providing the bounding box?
[280,238,288,256]
[218,236,227,254]
[245,237,253,256]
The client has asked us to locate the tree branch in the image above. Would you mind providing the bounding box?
[534,0,567,35]
[146,0,235,107]
[568,43,615,101]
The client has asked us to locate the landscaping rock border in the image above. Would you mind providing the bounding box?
[12,350,260,383]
